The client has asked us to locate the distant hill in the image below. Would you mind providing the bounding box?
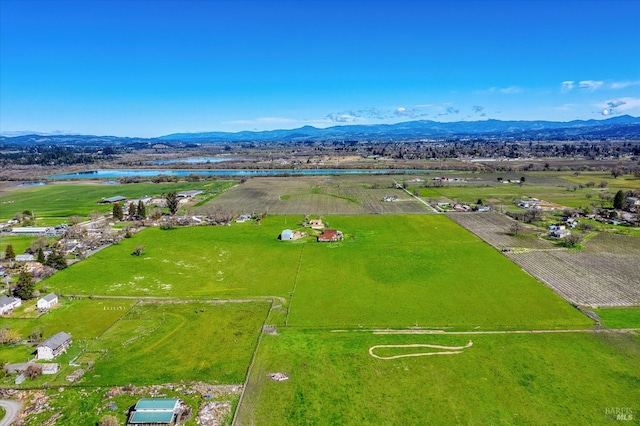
[159,115,640,142]
[2,116,639,145]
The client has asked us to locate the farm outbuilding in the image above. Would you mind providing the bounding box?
[37,332,72,360]
[99,196,127,204]
[37,293,59,310]
[317,229,344,242]
[280,229,294,241]
[128,398,180,425]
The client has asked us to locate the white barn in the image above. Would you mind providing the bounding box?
[37,293,59,310]
[37,332,72,360]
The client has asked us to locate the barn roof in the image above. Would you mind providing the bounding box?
[41,292,58,303]
[39,332,71,350]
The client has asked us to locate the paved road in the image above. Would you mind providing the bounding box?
[0,400,21,426]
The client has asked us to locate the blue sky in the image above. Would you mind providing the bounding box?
[1,0,639,137]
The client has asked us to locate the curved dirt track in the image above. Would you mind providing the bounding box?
[369,341,473,360]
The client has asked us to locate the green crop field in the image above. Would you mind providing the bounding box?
[238,329,640,425]
[0,180,236,223]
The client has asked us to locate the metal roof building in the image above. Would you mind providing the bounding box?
[128,398,179,425]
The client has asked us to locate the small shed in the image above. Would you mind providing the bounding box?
[280,229,294,241]
[309,219,324,230]
[37,332,72,360]
[128,398,180,425]
[37,293,59,310]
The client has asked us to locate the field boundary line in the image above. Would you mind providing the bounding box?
[394,180,439,213]
[285,245,305,327]
[372,328,640,335]
[232,299,274,426]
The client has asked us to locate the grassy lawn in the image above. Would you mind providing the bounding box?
[238,328,640,425]
[41,220,302,299]
[594,308,640,328]
[289,215,591,329]
[82,301,269,386]
[0,181,236,223]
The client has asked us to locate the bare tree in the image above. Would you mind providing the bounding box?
[509,221,523,236]
[132,245,145,256]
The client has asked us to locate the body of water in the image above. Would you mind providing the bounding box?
[49,169,432,179]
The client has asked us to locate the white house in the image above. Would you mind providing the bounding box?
[0,295,21,315]
[37,332,72,360]
[37,293,59,310]
[280,229,294,241]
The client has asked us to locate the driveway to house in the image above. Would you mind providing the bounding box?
[0,399,21,426]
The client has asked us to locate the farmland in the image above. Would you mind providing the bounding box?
[203,175,430,215]
[0,173,639,425]
[0,180,236,223]
[448,213,640,306]
[39,214,589,329]
[237,329,640,425]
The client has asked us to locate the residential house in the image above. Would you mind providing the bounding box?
[317,229,344,242]
[128,398,180,425]
[309,219,324,230]
[0,295,21,315]
[37,293,59,310]
[37,332,72,360]
[550,229,571,239]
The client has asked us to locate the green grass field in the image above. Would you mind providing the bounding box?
[39,215,590,330]
[0,180,236,223]
[83,301,270,386]
[288,215,591,329]
[594,308,640,328]
[238,328,640,425]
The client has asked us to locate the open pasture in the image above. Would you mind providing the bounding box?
[238,328,640,425]
[0,180,235,223]
[39,215,590,329]
[288,215,590,329]
[0,298,136,364]
[82,301,270,386]
[204,176,429,215]
[41,221,303,299]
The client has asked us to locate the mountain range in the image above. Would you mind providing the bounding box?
[2,116,640,145]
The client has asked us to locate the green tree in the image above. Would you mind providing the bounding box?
[112,202,123,221]
[45,250,68,270]
[137,200,146,219]
[128,202,137,218]
[36,247,45,264]
[613,190,625,210]
[4,244,15,260]
[166,192,179,215]
[14,270,35,299]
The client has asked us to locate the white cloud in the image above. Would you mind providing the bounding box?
[499,86,523,94]
[610,80,640,89]
[561,81,575,93]
[599,97,640,116]
[578,80,604,91]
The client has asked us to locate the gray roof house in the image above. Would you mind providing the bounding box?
[0,295,21,315]
[37,332,72,360]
